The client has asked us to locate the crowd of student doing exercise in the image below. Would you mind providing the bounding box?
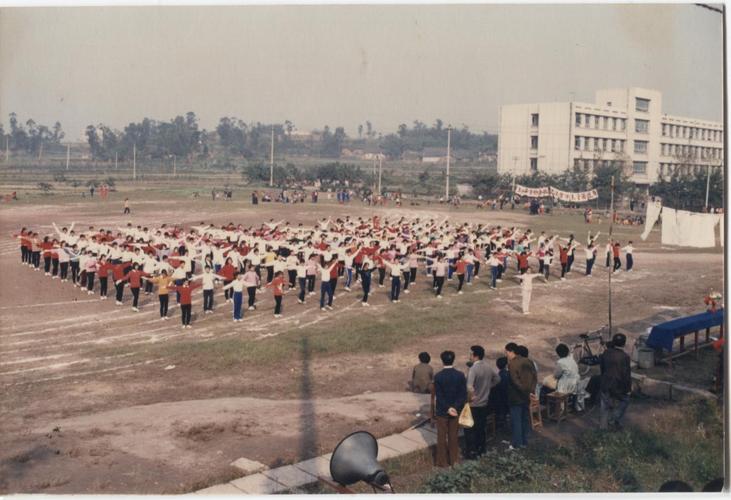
[10,215,636,329]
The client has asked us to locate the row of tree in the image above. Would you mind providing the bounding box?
[469,164,724,209]
[242,161,368,186]
[85,112,206,161]
[1,113,65,155]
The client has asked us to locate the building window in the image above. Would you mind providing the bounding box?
[603,138,609,150]
[595,138,602,151]
[575,113,581,127]
[611,118,617,130]
[530,158,538,172]
[634,140,648,154]
[531,114,539,127]
[620,119,626,131]
[603,117,608,129]
[661,124,667,136]
[575,136,581,150]
[633,161,647,175]
[635,119,649,134]
[635,97,650,112]
[530,136,538,149]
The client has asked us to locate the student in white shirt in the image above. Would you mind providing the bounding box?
[623,241,634,272]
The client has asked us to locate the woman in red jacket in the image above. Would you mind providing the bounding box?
[168,279,201,328]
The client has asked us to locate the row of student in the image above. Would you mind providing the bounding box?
[10,218,636,325]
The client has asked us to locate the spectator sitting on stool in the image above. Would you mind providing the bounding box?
[539,343,580,404]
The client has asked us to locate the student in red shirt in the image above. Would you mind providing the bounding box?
[558,246,569,281]
[219,257,237,302]
[265,271,286,318]
[517,251,532,275]
[50,240,60,278]
[111,261,132,305]
[612,242,622,273]
[453,254,468,294]
[168,279,201,328]
[41,236,54,275]
[117,263,152,311]
[96,256,113,300]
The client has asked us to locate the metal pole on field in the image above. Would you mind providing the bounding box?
[173,155,177,177]
[372,157,376,194]
[269,126,274,187]
[445,126,452,199]
[608,175,615,337]
[66,144,70,170]
[378,156,383,194]
[133,143,137,181]
[38,142,43,161]
[115,151,118,170]
[5,136,8,162]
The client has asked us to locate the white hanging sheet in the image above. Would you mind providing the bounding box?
[641,200,662,241]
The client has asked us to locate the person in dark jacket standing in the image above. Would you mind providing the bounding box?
[432,350,467,467]
[599,333,632,430]
[505,343,537,449]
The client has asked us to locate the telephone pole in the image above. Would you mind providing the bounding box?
[173,155,177,178]
[133,143,137,180]
[65,144,70,170]
[269,126,274,187]
[115,151,118,170]
[4,136,8,162]
[378,156,383,194]
[445,126,452,199]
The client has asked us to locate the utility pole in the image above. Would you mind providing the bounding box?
[608,175,615,337]
[115,151,118,170]
[378,156,383,194]
[269,126,274,187]
[445,126,452,200]
[66,143,70,170]
[173,155,177,178]
[372,157,376,194]
[38,142,43,161]
[4,136,8,162]
[133,143,137,181]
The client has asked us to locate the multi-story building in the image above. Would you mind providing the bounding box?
[497,88,724,184]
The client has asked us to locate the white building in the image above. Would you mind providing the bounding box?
[497,88,724,184]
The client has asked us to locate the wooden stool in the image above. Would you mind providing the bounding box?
[529,394,543,429]
[546,392,570,422]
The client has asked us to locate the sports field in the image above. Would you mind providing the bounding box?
[0,182,723,493]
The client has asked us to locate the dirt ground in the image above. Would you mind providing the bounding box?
[0,193,724,493]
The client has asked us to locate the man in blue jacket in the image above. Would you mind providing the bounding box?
[432,350,467,467]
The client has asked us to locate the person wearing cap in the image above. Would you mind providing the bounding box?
[598,333,632,431]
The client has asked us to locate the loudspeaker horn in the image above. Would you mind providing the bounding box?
[329,431,390,489]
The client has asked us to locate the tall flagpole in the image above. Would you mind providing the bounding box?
[445,126,452,200]
[269,126,274,187]
[608,175,615,337]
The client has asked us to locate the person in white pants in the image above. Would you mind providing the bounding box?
[518,272,541,314]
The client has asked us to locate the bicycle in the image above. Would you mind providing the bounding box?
[573,326,608,376]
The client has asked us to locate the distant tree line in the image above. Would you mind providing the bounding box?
[85,112,206,162]
[1,113,65,155]
[380,119,497,160]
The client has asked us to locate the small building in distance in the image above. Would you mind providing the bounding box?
[497,88,724,185]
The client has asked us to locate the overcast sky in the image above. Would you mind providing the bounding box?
[0,4,724,140]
